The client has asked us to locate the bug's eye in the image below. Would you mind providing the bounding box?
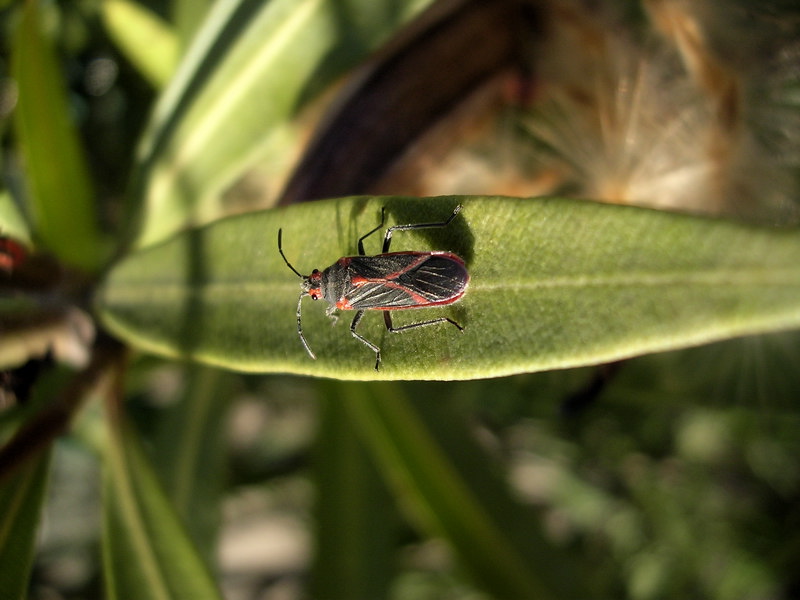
[310,293,319,300]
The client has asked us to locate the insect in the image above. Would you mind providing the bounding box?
[278,205,469,370]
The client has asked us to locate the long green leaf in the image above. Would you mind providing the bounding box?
[101,0,179,89]
[171,0,213,47]
[0,450,50,600]
[311,388,397,598]
[341,382,586,599]
[0,190,31,244]
[97,196,800,380]
[151,365,231,566]
[102,412,221,599]
[10,0,104,272]
[132,0,433,248]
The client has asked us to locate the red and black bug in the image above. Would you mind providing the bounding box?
[278,205,469,370]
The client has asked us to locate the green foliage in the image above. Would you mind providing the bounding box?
[0,451,50,600]
[130,0,434,248]
[339,381,588,599]
[98,195,800,379]
[102,407,221,599]
[1,1,799,599]
[10,0,106,272]
[0,191,30,244]
[311,389,398,598]
[101,0,180,89]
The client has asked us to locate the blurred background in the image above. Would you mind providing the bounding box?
[2,0,800,598]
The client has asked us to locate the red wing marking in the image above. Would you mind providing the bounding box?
[341,252,468,310]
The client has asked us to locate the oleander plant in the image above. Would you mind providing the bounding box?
[2,1,800,598]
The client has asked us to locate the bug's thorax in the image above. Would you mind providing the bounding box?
[319,260,350,305]
[302,263,348,305]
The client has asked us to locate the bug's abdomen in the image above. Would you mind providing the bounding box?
[337,252,468,310]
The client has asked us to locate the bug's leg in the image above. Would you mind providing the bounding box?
[297,293,316,360]
[351,310,382,370]
[325,304,339,325]
[382,205,462,253]
[357,207,386,255]
[383,311,464,333]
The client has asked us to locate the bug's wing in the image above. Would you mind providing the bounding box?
[393,254,468,300]
[347,253,468,309]
[346,281,418,308]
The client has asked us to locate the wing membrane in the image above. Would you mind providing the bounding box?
[346,253,468,309]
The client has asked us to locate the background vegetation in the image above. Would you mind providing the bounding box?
[1,0,799,598]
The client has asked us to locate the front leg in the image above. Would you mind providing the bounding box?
[350,310,382,371]
[325,304,339,325]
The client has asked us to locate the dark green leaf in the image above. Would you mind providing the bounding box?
[311,387,397,598]
[342,382,586,599]
[0,450,50,600]
[10,1,105,271]
[151,365,231,566]
[132,0,434,247]
[102,413,221,599]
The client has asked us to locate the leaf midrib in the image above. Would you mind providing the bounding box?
[103,265,800,298]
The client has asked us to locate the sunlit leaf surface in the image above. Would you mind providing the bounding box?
[98,196,800,380]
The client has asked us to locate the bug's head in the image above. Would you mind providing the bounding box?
[303,270,323,300]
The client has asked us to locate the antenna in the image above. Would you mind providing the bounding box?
[277,229,303,278]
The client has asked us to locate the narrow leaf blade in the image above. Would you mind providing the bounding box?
[102,412,221,600]
[101,0,179,89]
[0,450,50,600]
[97,196,800,380]
[0,190,31,245]
[151,365,231,565]
[340,382,585,599]
[132,0,434,248]
[311,389,397,597]
[10,1,104,271]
